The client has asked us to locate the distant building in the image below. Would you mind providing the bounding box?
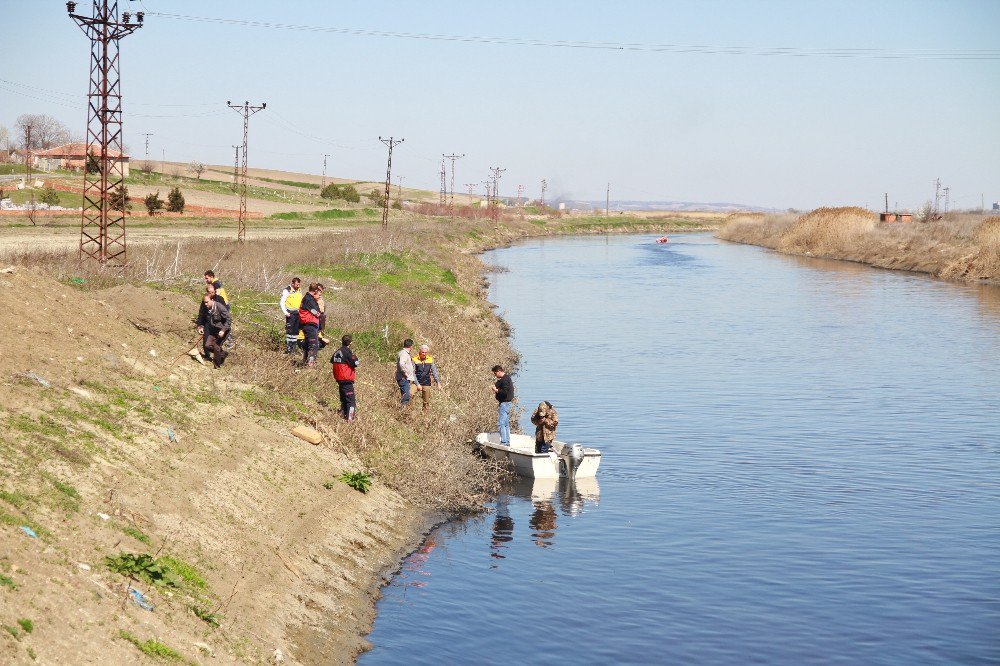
[993,202,999,211]
[879,212,913,223]
[33,143,130,176]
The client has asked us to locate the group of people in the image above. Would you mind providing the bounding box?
[195,272,558,441]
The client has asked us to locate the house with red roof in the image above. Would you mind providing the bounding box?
[34,143,131,176]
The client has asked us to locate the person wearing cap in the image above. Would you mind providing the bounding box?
[396,338,419,407]
[492,364,514,446]
[331,334,360,421]
[530,401,559,453]
[412,344,440,411]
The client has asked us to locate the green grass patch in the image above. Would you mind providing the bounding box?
[118,630,184,661]
[51,479,80,501]
[8,414,69,438]
[0,573,16,589]
[338,471,373,493]
[190,604,221,627]
[16,619,32,634]
[3,624,18,639]
[294,251,467,303]
[0,490,29,509]
[156,556,207,590]
[121,525,152,545]
[105,553,182,587]
[270,208,358,221]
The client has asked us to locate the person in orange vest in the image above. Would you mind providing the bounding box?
[279,277,302,354]
[413,344,440,411]
[298,283,323,367]
[331,334,360,421]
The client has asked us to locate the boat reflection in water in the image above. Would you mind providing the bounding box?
[490,475,600,559]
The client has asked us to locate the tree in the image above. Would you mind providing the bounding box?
[166,187,185,213]
[86,150,100,174]
[320,183,342,199]
[144,191,164,216]
[110,184,130,212]
[189,161,206,180]
[15,114,71,150]
[391,199,403,210]
[367,188,385,208]
[342,184,360,203]
[39,186,60,206]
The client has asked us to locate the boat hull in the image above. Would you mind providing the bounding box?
[475,432,601,479]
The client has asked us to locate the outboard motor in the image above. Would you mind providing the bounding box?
[559,443,585,478]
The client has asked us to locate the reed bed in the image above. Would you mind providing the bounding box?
[717,208,999,282]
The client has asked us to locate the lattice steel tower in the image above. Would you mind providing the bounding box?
[228,101,266,242]
[68,1,144,265]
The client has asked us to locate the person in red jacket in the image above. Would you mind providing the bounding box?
[298,283,323,367]
[331,334,360,421]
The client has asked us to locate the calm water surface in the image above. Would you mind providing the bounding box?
[362,234,1000,665]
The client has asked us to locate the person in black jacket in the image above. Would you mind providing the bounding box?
[196,293,232,369]
[330,334,360,421]
[492,364,514,445]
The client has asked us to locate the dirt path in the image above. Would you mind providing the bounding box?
[0,223,349,257]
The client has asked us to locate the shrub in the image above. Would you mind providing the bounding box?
[143,191,164,216]
[367,188,385,208]
[391,199,403,210]
[104,552,182,587]
[110,184,130,212]
[320,183,342,199]
[338,471,372,493]
[38,186,60,206]
[777,206,876,255]
[342,184,360,203]
[166,186,184,213]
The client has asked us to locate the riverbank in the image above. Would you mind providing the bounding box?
[716,208,1000,283]
[0,212,715,664]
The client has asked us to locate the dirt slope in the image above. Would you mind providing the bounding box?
[0,268,425,664]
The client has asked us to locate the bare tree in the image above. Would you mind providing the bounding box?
[189,161,206,180]
[15,114,71,150]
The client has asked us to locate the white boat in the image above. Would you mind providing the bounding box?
[475,432,601,479]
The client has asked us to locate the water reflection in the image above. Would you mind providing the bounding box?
[490,476,601,558]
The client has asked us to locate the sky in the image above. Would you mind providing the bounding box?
[1,0,998,210]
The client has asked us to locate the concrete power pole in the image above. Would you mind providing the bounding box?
[933,178,942,217]
[439,158,447,206]
[540,178,548,208]
[443,153,464,213]
[378,136,404,229]
[517,184,524,220]
[141,132,153,176]
[943,186,951,214]
[606,182,610,217]
[321,153,330,190]
[489,166,506,228]
[68,0,144,265]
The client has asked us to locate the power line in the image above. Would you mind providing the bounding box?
[145,12,1000,60]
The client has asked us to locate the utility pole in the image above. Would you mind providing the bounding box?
[230,145,240,191]
[465,183,476,199]
[943,186,951,214]
[517,184,524,220]
[141,132,153,176]
[442,153,464,211]
[321,153,330,190]
[378,136,403,229]
[228,100,266,243]
[884,192,889,214]
[23,125,35,227]
[396,175,404,198]
[68,0,144,265]
[933,178,942,217]
[489,166,506,227]
[439,158,447,206]
[540,178,547,208]
[606,182,610,217]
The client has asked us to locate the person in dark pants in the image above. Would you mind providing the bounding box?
[413,344,440,411]
[196,285,227,360]
[203,269,228,304]
[492,364,514,445]
[279,277,302,354]
[395,338,418,407]
[331,334,360,421]
[298,283,323,367]
[197,293,232,369]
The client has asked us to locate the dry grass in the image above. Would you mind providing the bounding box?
[11,218,524,510]
[717,208,1000,282]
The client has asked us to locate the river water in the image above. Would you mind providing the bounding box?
[361,233,1000,665]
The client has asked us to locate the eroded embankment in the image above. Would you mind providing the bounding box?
[716,208,1000,283]
[0,214,714,664]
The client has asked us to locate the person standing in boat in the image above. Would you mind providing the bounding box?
[530,401,558,454]
[492,364,514,446]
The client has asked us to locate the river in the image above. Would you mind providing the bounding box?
[361,233,1000,665]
